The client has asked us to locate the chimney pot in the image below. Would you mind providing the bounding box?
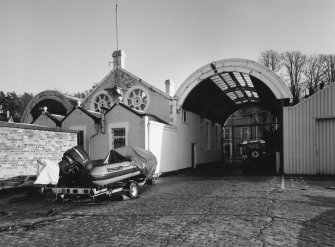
[165,79,175,96]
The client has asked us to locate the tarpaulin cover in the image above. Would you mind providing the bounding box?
[106,146,157,179]
[34,159,60,185]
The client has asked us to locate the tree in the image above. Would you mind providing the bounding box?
[6,92,21,121]
[19,93,33,115]
[303,55,325,96]
[258,50,281,72]
[321,54,335,84]
[280,51,307,104]
[0,91,34,122]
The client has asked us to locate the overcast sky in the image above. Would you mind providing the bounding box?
[1,0,335,95]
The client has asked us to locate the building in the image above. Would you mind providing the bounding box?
[223,106,277,163]
[23,50,303,174]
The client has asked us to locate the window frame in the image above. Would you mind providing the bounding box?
[240,127,250,140]
[182,110,188,123]
[108,122,129,150]
[205,120,211,151]
[215,124,221,152]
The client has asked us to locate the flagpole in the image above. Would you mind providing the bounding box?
[115,0,119,53]
[115,0,119,86]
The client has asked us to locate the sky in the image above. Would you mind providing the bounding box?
[1,0,335,95]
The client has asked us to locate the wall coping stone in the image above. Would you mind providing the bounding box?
[0,122,78,133]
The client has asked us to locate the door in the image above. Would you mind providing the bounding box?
[316,119,335,174]
[191,143,197,168]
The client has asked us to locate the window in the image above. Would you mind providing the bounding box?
[125,86,150,112]
[223,127,232,140]
[182,110,188,123]
[77,131,84,149]
[69,126,86,150]
[111,128,126,148]
[205,121,210,151]
[240,127,250,140]
[215,125,221,152]
[92,92,113,112]
[223,127,232,157]
[108,122,129,149]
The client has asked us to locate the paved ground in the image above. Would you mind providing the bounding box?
[1,165,335,247]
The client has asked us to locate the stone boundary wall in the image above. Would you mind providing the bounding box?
[0,122,77,180]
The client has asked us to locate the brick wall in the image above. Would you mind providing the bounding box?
[0,122,77,180]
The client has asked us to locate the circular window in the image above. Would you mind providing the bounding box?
[92,93,113,112]
[125,86,149,112]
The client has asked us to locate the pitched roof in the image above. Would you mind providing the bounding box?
[60,106,101,124]
[32,111,64,127]
[81,66,172,106]
[105,103,171,125]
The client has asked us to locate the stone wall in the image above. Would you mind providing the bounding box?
[0,122,77,180]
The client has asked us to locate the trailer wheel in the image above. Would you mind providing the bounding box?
[127,182,139,199]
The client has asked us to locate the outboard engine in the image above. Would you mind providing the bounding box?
[58,146,92,187]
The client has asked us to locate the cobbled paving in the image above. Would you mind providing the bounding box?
[1,169,335,247]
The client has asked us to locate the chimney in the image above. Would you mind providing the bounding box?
[165,79,175,96]
[112,50,126,69]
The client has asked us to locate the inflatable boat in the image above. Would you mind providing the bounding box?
[42,146,158,199]
[89,161,141,187]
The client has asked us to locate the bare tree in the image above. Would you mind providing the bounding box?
[258,50,281,72]
[280,51,307,104]
[321,54,335,84]
[303,54,325,96]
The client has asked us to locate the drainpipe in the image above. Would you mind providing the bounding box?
[100,108,106,134]
[89,110,104,158]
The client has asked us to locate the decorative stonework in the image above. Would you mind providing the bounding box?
[119,71,137,89]
[105,70,138,90]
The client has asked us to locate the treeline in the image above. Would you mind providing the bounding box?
[0,85,95,122]
[258,50,335,103]
[0,91,34,122]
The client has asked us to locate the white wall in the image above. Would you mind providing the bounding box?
[147,120,177,173]
[174,110,222,170]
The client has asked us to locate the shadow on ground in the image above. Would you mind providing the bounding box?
[179,162,277,178]
[297,195,335,247]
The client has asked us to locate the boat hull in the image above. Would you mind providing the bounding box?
[89,162,141,187]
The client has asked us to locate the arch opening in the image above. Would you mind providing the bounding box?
[177,59,292,174]
[222,106,279,172]
[31,99,68,120]
[182,73,283,124]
